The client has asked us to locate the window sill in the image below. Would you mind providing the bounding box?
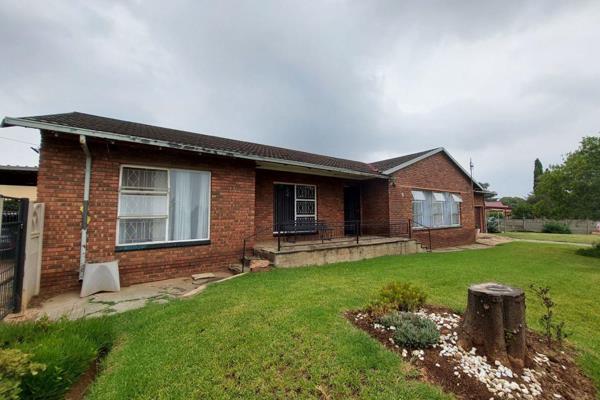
[115,239,211,252]
[412,225,462,231]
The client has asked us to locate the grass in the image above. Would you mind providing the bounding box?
[0,316,116,399]
[2,242,600,399]
[500,231,600,245]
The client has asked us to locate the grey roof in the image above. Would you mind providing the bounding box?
[369,148,439,172]
[2,112,476,185]
[3,112,380,176]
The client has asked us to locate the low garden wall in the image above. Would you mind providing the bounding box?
[503,218,599,234]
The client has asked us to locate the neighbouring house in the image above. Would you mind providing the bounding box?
[0,165,38,200]
[2,112,485,295]
[485,201,512,219]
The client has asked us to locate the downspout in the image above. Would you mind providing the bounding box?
[79,135,92,280]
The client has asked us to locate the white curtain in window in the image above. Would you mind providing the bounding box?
[119,194,168,217]
[169,170,210,240]
[411,190,462,228]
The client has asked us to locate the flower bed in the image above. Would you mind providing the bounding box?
[347,306,596,400]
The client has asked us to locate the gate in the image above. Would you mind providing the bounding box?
[0,196,28,319]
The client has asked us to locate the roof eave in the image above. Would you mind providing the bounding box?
[381,147,444,175]
[382,147,485,191]
[2,116,385,180]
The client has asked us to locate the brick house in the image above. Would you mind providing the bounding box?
[2,112,485,295]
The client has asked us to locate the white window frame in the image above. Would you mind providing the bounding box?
[273,182,317,233]
[412,200,424,226]
[450,201,461,226]
[116,164,211,246]
[432,199,445,227]
[411,189,462,229]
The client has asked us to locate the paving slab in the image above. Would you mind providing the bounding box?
[5,272,234,322]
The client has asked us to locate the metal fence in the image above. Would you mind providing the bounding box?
[0,196,28,319]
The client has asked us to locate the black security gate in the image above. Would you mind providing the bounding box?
[0,196,28,319]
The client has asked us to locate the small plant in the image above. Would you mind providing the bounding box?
[0,348,46,400]
[529,284,570,347]
[553,321,570,347]
[368,282,427,313]
[577,242,600,258]
[378,312,440,349]
[542,221,571,234]
[487,216,500,233]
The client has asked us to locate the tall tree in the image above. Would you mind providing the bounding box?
[479,182,498,201]
[534,136,600,219]
[533,158,543,193]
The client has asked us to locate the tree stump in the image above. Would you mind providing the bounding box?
[460,283,528,368]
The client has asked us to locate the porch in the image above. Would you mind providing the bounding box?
[242,219,429,269]
[253,235,426,268]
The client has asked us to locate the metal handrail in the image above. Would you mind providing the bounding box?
[410,220,433,251]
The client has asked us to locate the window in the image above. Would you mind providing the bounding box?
[450,194,462,225]
[411,191,425,226]
[274,183,317,232]
[117,166,210,245]
[410,190,462,228]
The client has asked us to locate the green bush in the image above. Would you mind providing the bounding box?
[542,221,571,234]
[577,242,600,258]
[0,348,46,399]
[368,282,427,313]
[377,312,440,349]
[487,217,500,233]
[0,316,116,399]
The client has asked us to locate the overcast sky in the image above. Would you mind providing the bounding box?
[1,1,599,197]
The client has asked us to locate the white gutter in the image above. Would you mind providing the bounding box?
[2,117,385,180]
[79,135,91,280]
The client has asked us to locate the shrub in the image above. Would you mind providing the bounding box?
[369,282,427,313]
[487,217,500,233]
[577,242,600,258]
[378,312,440,349]
[542,221,571,234]
[0,348,46,400]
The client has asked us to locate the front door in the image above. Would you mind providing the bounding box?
[344,186,361,235]
[273,184,295,232]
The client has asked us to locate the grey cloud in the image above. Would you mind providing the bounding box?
[1,0,599,197]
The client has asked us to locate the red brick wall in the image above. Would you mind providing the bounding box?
[389,152,476,249]
[254,170,346,241]
[361,179,389,223]
[37,132,255,294]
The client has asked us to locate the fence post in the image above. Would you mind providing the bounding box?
[14,198,29,314]
[587,219,591,234]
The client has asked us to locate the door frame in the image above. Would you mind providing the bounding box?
[343,185,361,235]
[272,182,317,234]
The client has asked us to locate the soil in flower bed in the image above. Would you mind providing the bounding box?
[64,349,108,400]
[346,306,596,400]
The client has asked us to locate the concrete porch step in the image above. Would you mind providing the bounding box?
[253,238,426,268]
[229,259,272,273]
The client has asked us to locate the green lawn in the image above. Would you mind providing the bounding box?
[3,242,600,399]
[500,231,600,245]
